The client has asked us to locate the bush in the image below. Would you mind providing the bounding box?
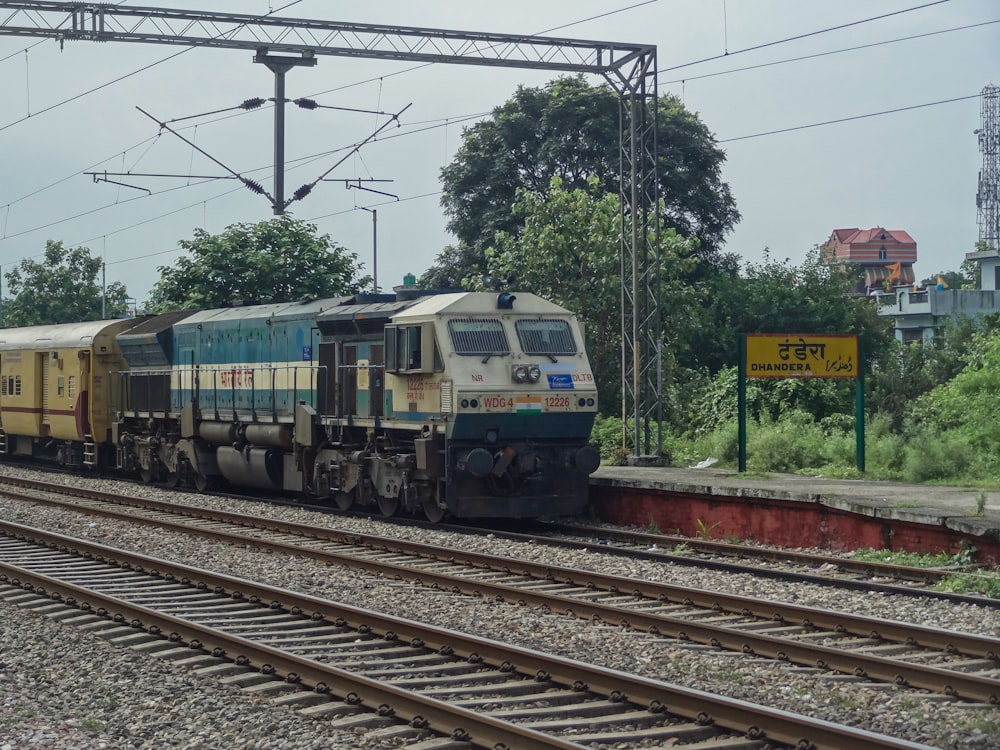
[589,415,672,463]
[746,413,827,473]
[590,415,624,461]
[901,429,973,483]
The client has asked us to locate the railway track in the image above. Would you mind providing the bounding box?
[3,475,999,706]
[3,472,990,602]
[0,519,946,750]
[541,521,983,591]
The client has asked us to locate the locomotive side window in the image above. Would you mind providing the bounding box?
[385,323,439,374]
[384,327,397,371]
[515,319,576,355]
[406,326,421,369]
[448,318,510,356]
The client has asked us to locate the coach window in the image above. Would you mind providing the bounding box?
[57,376,65,397]
[14,376,21,396]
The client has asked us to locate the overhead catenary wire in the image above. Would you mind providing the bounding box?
[718,93,980,143]
[660,18,1000,87]
[0,0,986,287]
[657,0,954,73]
[0,0,304,135]
[0,0,650,245]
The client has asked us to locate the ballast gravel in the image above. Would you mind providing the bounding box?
[1,465,998,750]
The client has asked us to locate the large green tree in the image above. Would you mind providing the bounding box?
[467,176,698,413]
[148,216,369,311]
[2,241,129,326]
[686,249,893,376]
[422,75,739,289]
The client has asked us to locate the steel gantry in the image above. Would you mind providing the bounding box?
[0,1,664,456]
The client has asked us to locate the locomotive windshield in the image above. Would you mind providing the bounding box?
[515,319,577,355]
[448,318,510,356]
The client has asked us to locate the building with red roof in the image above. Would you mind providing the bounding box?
[820,227,917,293]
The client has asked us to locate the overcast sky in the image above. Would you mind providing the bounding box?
[0,0,996,307]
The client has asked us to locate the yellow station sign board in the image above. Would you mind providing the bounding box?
[745,334,859,379]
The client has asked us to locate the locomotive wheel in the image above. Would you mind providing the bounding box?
[376,492,399,518]
[139,467,155,484]
[164,472,180,489]
[193,473,211,493]
[422,497,447,523]
[334,491,354,511]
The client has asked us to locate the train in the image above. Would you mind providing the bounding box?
[0,287,601,521]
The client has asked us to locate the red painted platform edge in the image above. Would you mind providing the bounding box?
[589,485,1000,565]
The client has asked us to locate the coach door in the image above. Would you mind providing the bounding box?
[341,343,384,419]
[342,344,358,417]
[367,344,384,419]
[317,339,337,416]
[40,352,52,433]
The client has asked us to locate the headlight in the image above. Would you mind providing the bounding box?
[512,365,529,383]
[527,365,542,383]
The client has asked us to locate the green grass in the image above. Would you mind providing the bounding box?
[936,570,1000,598]
[852,548,954,567]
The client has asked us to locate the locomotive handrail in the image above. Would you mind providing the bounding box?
[116,364,325,419]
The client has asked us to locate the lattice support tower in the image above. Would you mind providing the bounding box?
[977,84,1000,250]
[0,2,663,454]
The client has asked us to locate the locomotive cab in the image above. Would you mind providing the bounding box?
[383,292,600,519]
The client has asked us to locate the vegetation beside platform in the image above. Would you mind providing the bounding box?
[591,309,1000,488]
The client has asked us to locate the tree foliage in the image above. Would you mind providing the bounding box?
[683,249,892,376]
[465,176,698,413]
[2,241,129,326]
[423,75,739,288]
[148,216,369,312]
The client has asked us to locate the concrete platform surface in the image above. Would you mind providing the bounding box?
[592,465,1000,542]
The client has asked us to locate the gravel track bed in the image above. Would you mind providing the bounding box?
[1,466,998,749]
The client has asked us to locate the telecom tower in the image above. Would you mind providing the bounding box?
[977,84,1000,250]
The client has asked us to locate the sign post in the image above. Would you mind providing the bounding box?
[740,334,864,472]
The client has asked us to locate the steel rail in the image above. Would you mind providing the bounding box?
[552,522,958,583]
[4,485,1000,703]
[4,477,994,657]
[0,520,940,750]
[0,562,583,750]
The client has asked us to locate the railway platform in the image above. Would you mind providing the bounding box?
[589,466,1000,563]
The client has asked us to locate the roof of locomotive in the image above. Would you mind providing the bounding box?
[117,309,198,340]
[0,318,139,350]
[173,297,353,328]
[392,292,573,320]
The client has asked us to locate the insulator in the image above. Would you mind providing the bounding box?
[241,97,266,110]
[293,97,318,109]
[241,178,265,194]
[292,184,312,201]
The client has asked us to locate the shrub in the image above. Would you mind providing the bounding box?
[746,413,827,473]
[901,429,973,483]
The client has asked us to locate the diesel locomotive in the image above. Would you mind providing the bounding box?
[0,288,601,520]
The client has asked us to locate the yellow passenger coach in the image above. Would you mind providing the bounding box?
[0,319,135,467]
